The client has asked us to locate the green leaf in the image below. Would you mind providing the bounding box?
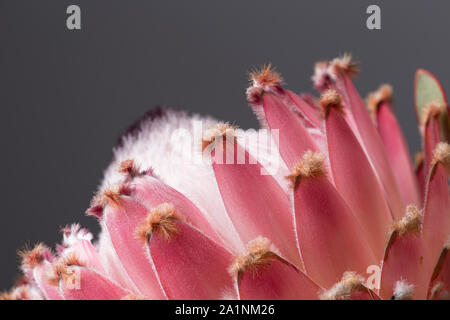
[414,69,449,140]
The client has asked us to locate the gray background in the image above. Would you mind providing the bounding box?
[1,1,449,290]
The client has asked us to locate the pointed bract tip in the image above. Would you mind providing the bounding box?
[320,271,366,300]
[421,100,447,128]
[432,142,450,171]
[392,280,414,300]
[45,253,84,287]
[312,54,359,89]
[86,186,126,218]
[202,122,238,151]
[287,151,326,189]
[61,224,93,248]
[134,202,182,243]
[249,63,283,87]
[366,84,393,118]
[229,236,279,278]
[318,89,344,117]
[392,204,422,236]
[118,159,142,178]
[121,294,145,300]
[18,243,49,269]
[246,64,284,105]
[312,61,331,90]
[329,53,360,80]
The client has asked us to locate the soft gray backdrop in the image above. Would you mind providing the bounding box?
[1,1,449,289]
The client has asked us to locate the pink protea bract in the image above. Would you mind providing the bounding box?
[2,55,449,300]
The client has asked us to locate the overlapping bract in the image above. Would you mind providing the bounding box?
[2,56,449,300]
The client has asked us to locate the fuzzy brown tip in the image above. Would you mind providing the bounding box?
[134,203,182,243]
[318,89,344,117]
[229,237,280,279]
[286,151,326,189]
[118,159,142,178]
[329,54,360,80]
[249,63,283,87]
[320,271,366,300]
[392,204,422,236]
[366,84,393,118]
[421,100,447,129]
[86,185,126,217]
[45,253,84,287]
[202,122,238,151]
[432,142,450,172]
[18,243,48,269]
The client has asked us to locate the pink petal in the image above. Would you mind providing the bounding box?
[292,172,377,288]
[380,234,429,299]
[415,153,426,201]
[212,141,302,267]
[423,160,450,266]
[325,106,392,259]
[33,262,64,300]
[102,196,167,299]
[148,221,236,299]
[96,229,142,295]
[60,267,129,300]
[129,174,221,246]
[423,117,442,177]
[285,90,322,129]
[233,239,320,300]
[63,239,106,276]
[428,245,450,299]
[380,209,430,300]
[238,259,320,300]
[338,74,404,219]
[376,100,421,207]
[260,93,319,169]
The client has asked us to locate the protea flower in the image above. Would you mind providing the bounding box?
[2,55,449,300]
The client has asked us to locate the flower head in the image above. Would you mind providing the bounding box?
[2,55,450,300]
